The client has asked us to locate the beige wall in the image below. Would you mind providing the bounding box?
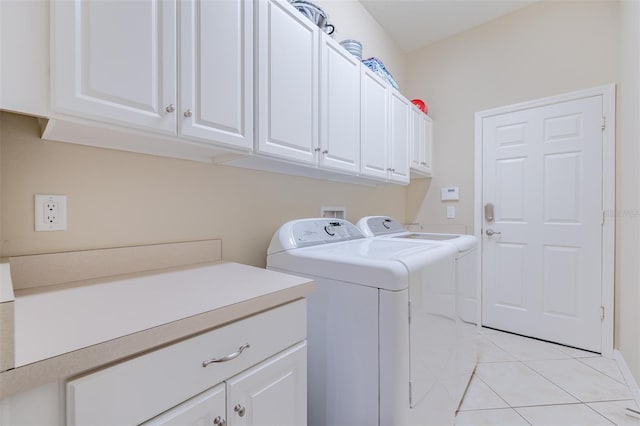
[315,0,407,90]
[0,113,406,266]
[0,0,409,267]
[405,1,619,231]
[617,0,640,381]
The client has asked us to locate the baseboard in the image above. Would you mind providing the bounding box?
[614,349,640,407]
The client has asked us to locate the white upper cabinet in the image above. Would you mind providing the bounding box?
[410,107,433,177]
[318,33,361,174]
[52,0,177,134]
[180,0,253,149]
[52,0,253,151]
[360,67,389,180]
[256,0,319,164]
[389,90,411,184]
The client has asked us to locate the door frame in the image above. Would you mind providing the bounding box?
[473,84,616,357]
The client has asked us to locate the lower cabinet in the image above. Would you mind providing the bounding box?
[66,300,307,426]
[144,343,307,426]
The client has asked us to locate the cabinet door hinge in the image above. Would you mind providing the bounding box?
[409,381,413,406]
[601,306,605,321]
[408,300,411,324]
[601,116,606,130]
[602,210,605,226]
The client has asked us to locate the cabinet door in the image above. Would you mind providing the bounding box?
[318,34,360,174]
[388,91,411,184]
[423,115,433,175]
[256,0,319,163]
[180,0,253,150]
[142,384,226,426]
[226,342,307,426]
[410,108,433,177]
[360,68,389,180]
[52,0,177,134]
[410,107,426,170]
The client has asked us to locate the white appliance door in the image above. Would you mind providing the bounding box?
[405,250,457,426]
[482,95,603,352]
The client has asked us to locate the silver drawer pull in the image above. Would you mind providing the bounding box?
[202,343,250,367]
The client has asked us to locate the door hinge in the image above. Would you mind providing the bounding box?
[409,381,413,406]
[602,210,605,226]
[601,116,606,130]
[601,306,605,321]
[408,300,411,324]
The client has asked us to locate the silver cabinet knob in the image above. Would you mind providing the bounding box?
[420,162,427,165]
[314,147,321,152]
[213,416,226,426]
[183,109,192,118]
[486,229,502,236]
[165,104,176,113]
[234,404,246,417]
[322,150,328,154]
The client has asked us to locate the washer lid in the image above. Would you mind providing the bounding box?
[268,237,453,291]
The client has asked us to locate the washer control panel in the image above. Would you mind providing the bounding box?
[292,219,363,247]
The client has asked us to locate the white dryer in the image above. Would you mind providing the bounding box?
[356,216,479,407]
[267,218,458,426]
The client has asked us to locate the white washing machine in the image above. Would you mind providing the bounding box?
[267,218,458,426]
[356,216,479,407]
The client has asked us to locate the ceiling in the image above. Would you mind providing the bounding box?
[359,0,538,52]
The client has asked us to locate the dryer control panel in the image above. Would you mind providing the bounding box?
[358,216,406,236]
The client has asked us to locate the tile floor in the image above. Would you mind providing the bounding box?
[456,328,640,425]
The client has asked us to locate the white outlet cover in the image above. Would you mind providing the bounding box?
[35,194,67,231]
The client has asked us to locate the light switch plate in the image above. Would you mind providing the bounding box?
[35,194,67,231]
[446,206,456,219]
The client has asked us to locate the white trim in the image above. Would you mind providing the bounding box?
[473,84,616,356]
[614,349,640,408]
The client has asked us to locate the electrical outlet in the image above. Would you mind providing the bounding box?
[35,194,67,231]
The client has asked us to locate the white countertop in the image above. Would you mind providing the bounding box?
[13,261,312,367]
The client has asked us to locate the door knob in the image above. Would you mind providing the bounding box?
[485,229,501,236]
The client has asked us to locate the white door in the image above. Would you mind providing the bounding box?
[319,33,361,173]
[180,0,253,149]
[360,68,389,180]
[52,0,177,134]
[142,383,226,426]
[256,0,318,163]
[482,96,604,352]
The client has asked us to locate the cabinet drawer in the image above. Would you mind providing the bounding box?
[67,300,306,426]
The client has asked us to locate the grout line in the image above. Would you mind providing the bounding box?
[582,402,618,425]
[461,372,511,411]
[576,357,627,385]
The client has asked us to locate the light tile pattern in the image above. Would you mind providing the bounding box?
[456,328,640,425]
